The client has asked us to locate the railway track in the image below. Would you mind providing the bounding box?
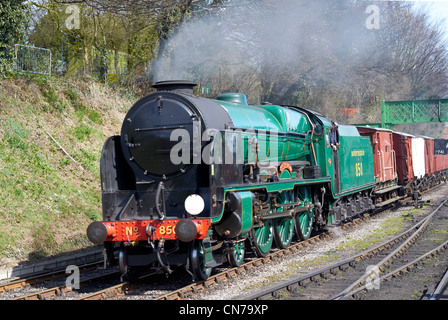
[2,185,447,301]
[148,186,447,301]
[12,269,121,300]
[120,207,422,300]
[429,265,448,300]
[0,260,123,300]
[154,232,333,300]
[0,261,99,298]
[71,232,336,301]
[242,198,448,300]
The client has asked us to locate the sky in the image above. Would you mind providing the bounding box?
[412,0,448,40]
[415,0,448,21]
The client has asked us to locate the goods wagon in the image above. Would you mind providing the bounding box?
[434,139,448,183]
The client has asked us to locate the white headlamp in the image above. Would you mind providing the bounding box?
[184,194,205,216]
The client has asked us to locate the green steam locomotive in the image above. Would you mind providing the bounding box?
[87,80,380,281]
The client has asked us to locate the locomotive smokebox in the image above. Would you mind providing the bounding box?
[120,81,201,179]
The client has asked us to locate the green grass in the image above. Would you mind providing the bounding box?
[0,74,137,263]
[336,214,415,252]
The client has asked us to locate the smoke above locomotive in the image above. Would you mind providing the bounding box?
[153,1,378,95]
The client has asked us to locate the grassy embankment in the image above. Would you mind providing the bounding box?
[0,75,138,267]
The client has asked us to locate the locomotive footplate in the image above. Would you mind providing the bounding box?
[373,185,402,195]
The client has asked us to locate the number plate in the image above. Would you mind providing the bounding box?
[101,219,211,242]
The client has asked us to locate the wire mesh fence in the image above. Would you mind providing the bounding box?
[12,44,130,82]
[14,44,52,75]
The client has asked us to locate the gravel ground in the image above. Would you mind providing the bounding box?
[191,183,448,300]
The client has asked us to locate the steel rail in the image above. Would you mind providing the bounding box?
[11,269,120,300]
[76,270,159,300]
[78,282,132,300]
[5,184,441,301]
[429,264,448,300]
[157,185,445,301]
[242,198,447,300]
[242,216,420,300]
[335,239,448,300]
[0,261,104,294]
[154,232,335,300]
[72,185,444,301]
[332,198,448,300]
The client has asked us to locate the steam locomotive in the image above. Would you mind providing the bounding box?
[86,80,448,281]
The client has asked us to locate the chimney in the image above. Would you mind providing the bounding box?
[152,80,197,95]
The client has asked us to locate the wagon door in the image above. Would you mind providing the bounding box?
[424,138,434,175]
[377,131,395,183]
[405,136,414,181]
[330,124,340,194]
[392,132,408,185]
